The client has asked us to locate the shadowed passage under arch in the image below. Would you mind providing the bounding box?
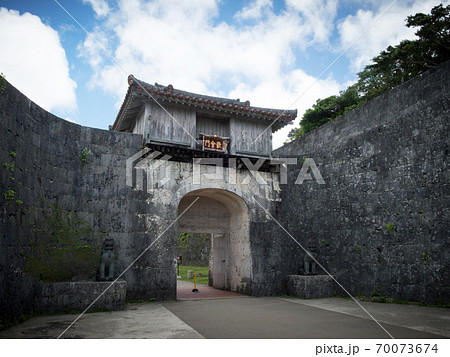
[177,188,252,295]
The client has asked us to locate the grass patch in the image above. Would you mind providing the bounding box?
[393,298,411,305]
[178,265,209,285]
[372,296,388,303]
[417,300,450,308]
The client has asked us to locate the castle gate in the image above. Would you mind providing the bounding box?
[177,188,251,292]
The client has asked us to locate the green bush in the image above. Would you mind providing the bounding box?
[177,232,211,266]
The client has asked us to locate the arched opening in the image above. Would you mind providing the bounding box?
[177,188,252,294]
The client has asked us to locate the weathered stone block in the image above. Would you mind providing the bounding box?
[286,275,334,299]
[34,280,127,314]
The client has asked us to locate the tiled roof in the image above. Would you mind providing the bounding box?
[112,75,297,132]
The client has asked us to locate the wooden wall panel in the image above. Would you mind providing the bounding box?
[196,116,230,137]
[231,118,271,156]
[147,103,196,147]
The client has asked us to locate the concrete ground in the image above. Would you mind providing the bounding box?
[0,302,203,339]
[0,293,448,339]
[162,298,448,339]
[177,280,246,300]
[279,297,450,338]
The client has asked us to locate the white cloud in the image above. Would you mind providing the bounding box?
[229,69,341,148]
[286,0,338,44]
[338,0,448,72]
[234,0,273,21]
[79,1,339,92]
[0,8,77,113]
[77,0,344,147]
[82,0,110,18]
[77,27,110,72]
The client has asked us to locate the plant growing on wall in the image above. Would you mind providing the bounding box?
[0,72,6,94]
[422,251,430,265]
[2,151,24,206]
[79,147,92,163]
[385,223,395,232]
[25,204,102,282]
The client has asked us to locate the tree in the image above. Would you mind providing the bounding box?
[406,3,450,67]
[356,40,422,101]
[288,85,360,140]
[288,4,449,141]
[357,4,449,101]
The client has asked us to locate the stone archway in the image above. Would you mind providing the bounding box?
[177,188,252,294]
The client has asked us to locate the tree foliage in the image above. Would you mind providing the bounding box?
[291,85,360,138]
[178,232,211,266]
[288,4,450,141]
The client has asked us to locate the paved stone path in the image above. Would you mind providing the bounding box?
[0,290,448,339]
[162,297,448,339]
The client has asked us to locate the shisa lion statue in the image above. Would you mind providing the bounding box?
[99,238,115,281]
[303,240,317,275]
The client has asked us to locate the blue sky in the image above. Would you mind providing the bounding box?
[0,0,447,148]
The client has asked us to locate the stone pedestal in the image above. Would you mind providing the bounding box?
[286,275,334,299]
[34,280,127,314]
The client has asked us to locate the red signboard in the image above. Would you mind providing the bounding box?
[200,133,230,154]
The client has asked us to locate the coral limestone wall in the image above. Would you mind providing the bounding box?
[274,61,450,304]
[0,80,147,323]
[0,79,282,324]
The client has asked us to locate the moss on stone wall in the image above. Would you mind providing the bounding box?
[24,204,102,282]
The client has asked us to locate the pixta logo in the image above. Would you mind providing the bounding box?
[126,148,172,193]
[191,157,325,185]
[126,148,325,192]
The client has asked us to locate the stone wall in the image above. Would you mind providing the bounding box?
[286,275,334,299]
[274,61,450,303]
[0,80,282,324]
[136,160,282,296]
[1,60,448,326]
[34,281,127,314]
[0,80,156,324]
